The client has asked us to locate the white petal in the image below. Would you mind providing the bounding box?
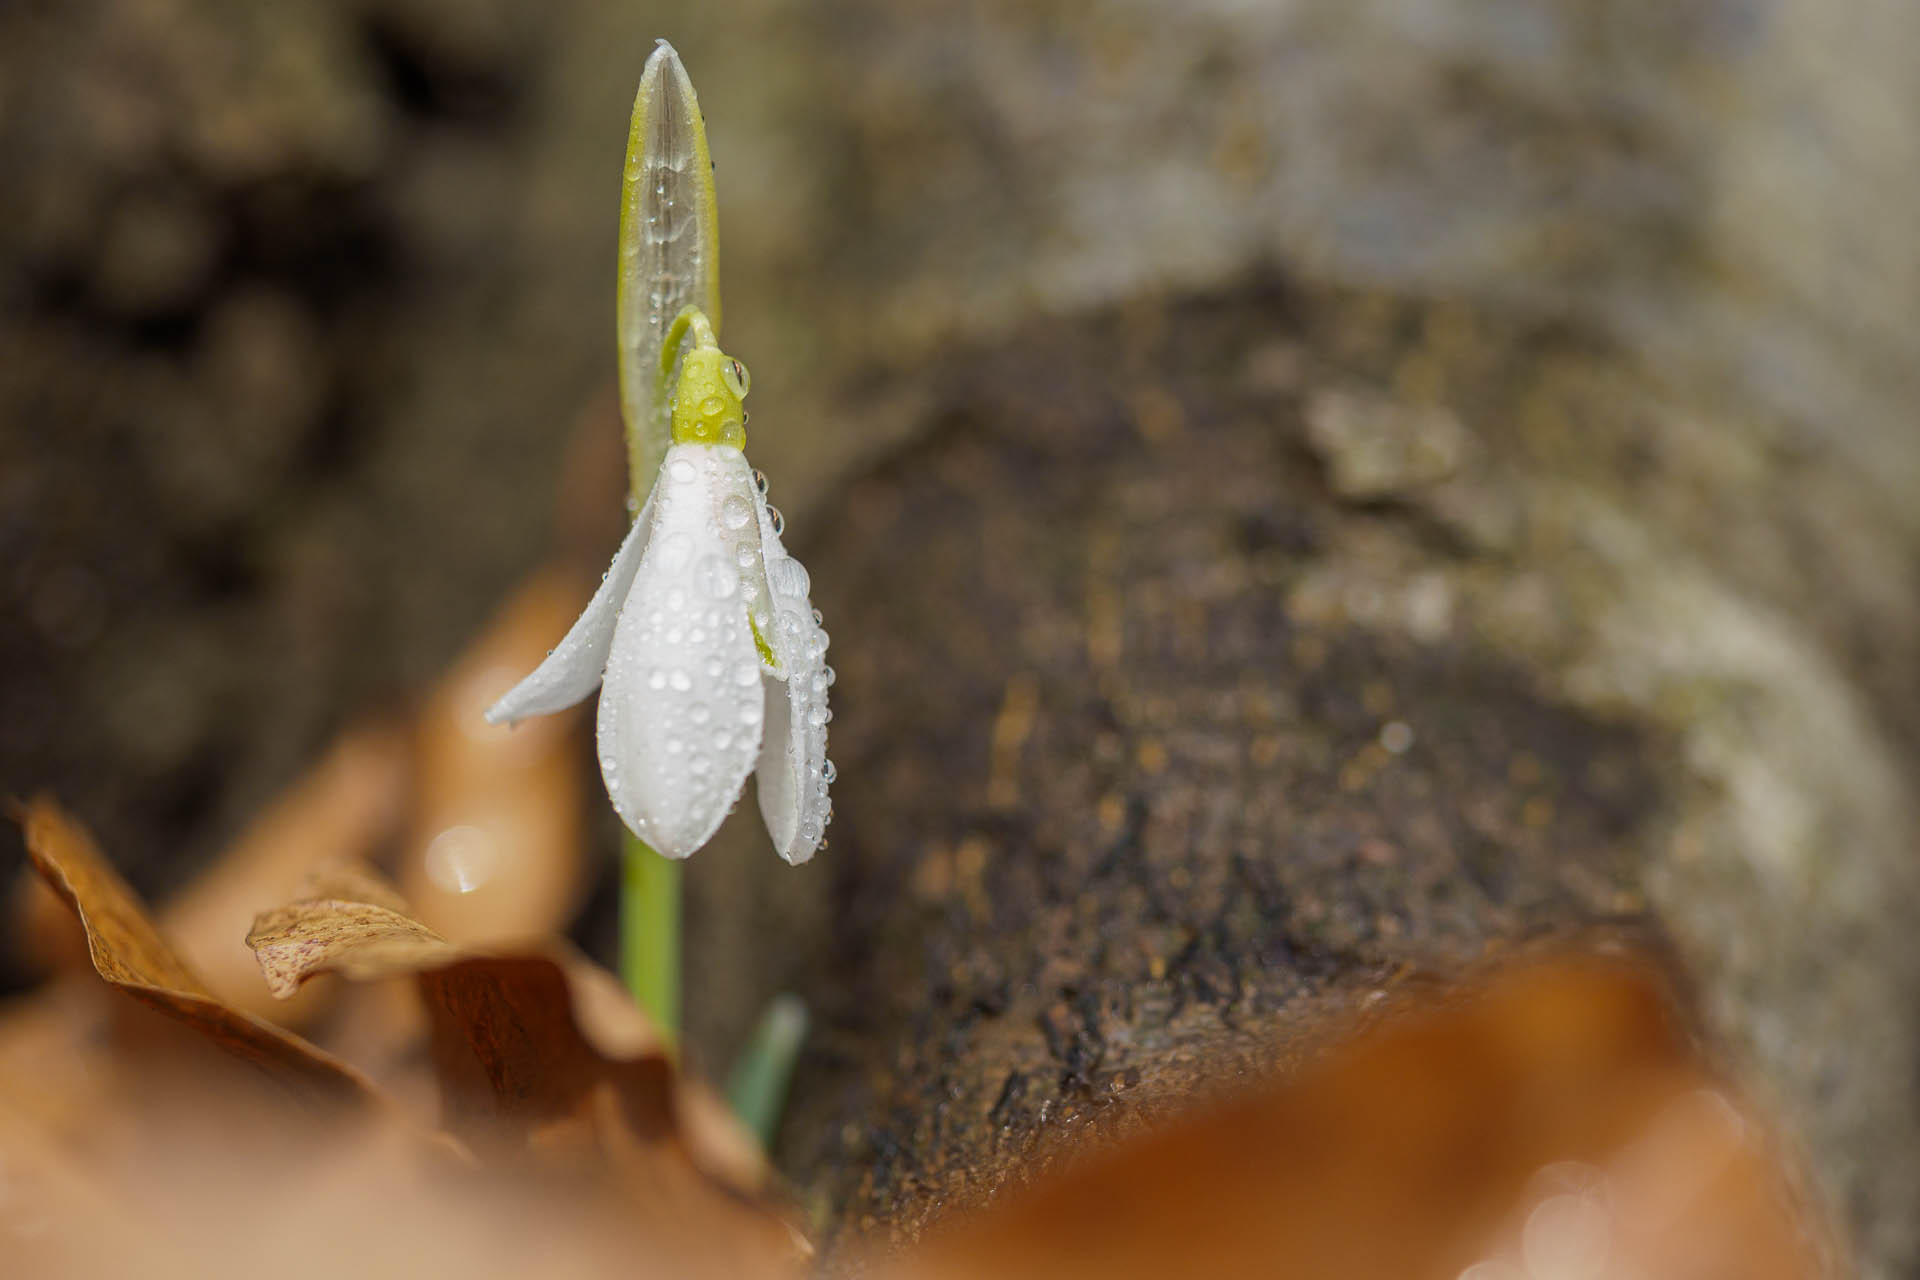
[484,488,656,726]
[753,488,832,865]
[598,445,767,858]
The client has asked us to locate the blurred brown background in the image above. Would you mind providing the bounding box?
[3,0,1917,1274]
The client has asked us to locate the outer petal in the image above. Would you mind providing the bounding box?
[484,488,655,726]
[598,445,767,857]
[753,490,832,865]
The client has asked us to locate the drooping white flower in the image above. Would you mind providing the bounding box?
[485,313,832,863]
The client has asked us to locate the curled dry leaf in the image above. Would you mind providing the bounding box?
[16,797,378,1113]
[246,869,789,1243]
[881,955,1833,1280]
[8,721,409,1027]
[398,570,592,947]
[162,720,411,1025]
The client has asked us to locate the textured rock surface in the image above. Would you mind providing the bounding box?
[734,281,1919,1271]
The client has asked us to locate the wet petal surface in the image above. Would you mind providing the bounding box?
[598,446,766,856]
[753,488,831,865]
[485,490,655,725]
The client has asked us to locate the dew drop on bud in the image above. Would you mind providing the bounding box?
[697,554,739,600]
[657,531,694,571]
[767,556,810,598]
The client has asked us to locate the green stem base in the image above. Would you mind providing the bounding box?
[726,995,809,1151]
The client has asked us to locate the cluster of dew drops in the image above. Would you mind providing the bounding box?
[597,452,836,850]
[765,512,837,852]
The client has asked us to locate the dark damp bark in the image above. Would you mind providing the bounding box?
[687,278,1920,1268]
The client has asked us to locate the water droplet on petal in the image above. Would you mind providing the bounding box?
[669,669,693,692]
[752,469,769,496]
[689,702,711,725]
[666,737,685,754]
[669,458,697,484]
[767,557,810,598]
[822,759,837,784]
[657,532,694,571]
[697,554,739,599]
[768,505,785,536]
[732,661,759,687]
[648,670,668,691]
[720,495,753,530]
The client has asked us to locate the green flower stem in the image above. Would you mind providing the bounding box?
[621,831,680,1044]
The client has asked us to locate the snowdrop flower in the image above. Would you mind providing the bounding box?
[486,308,832,864]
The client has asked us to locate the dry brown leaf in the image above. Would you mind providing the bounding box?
[4,811,797,1279]
[397,569,591,947]
[247,875,779,1205]
[16,797,378,1113]
[7,721,409,1027]
[162,720,411,1024]
[8,1119,792,1280]
[882,955,1833,1280]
